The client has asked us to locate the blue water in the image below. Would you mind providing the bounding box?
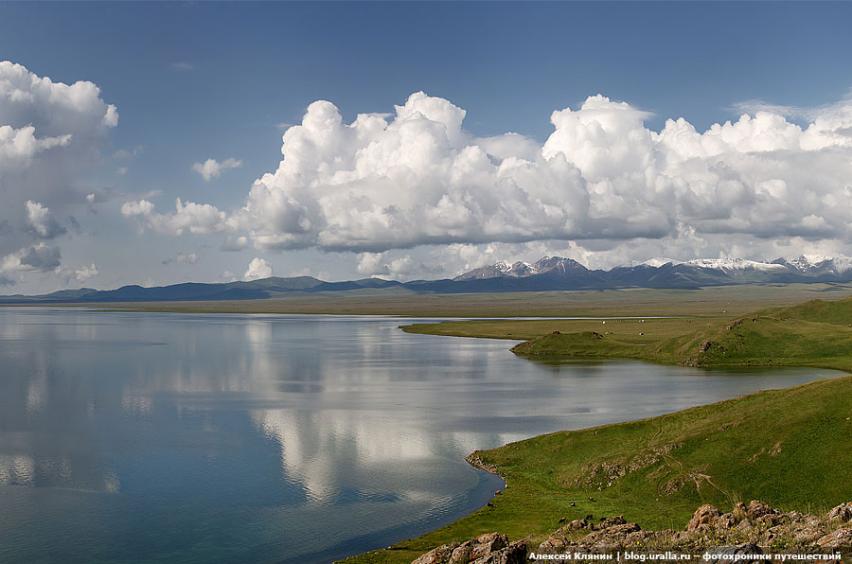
[0,308,842,563]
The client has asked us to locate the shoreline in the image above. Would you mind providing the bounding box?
[342,373,852,563]
[342,296,852,562]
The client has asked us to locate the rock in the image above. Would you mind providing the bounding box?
[448,540,473,563]
[790,523,827,545]
[757,513,783,527]
[816,527,852,549]
[599,515,628,528]
[745,500,778,520]
[715,512,737,529]
[470,540,527,564]
[827,502,852,523]
[704,544,763,564]
[412,543,457,564]
[567,518,588,530]
[581,522,642,548]
[410,533,519,564]
[412,500,852,564]
[468,533,508,561]
[688,504,722,530]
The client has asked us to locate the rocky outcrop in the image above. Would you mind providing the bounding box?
[411,533,527,564]
[537,500,852,553]
[828,502,852,523]
[410,501,852,563]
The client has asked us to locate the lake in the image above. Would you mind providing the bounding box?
[0,308,841,563]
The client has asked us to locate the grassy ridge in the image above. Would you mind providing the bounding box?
[346,298,852,563]
[404,297,852,372]
[347,376,852,563]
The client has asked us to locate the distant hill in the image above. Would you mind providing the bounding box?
[3,255,852,304]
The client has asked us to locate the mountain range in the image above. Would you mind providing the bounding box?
[2,255,851,304]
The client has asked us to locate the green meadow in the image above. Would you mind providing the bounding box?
[346,297,852,563]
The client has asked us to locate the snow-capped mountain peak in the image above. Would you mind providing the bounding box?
[684,258,788,272]
[775,255,852,274]
[641,258,677,268]
[454,256,586,281]
[454,255,852,284]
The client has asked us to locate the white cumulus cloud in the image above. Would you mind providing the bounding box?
[244,257,273,281]
[0,243,62,276]
[0,60,117,286]
[25,200,65,239]
[121,198,229,235]
[74,263,98,283]
[192,157,242,181]
[121,91,852,264]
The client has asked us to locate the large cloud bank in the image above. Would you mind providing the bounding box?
[125,91,852,263]
[0,61,116,284]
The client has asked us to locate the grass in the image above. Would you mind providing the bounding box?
[403,296,852,372]
[346,376,852,563]
[345,297,852,563]
[57,283,852,318]
[403,317,716,365]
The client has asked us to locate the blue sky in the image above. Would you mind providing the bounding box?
[1,2,852,292]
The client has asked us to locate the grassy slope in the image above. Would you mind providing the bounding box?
[404,297,852,372]
[348,376,852,563]
[347,298,852,563]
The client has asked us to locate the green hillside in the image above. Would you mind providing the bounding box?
[346,376,852,563]
[500,299,852,370]
[347,298,852,563]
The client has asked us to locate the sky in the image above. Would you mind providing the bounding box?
[1,1,852,293]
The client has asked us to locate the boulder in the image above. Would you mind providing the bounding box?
[745,500,778,520]
[581,522,642,549]
[448,540,473,563]
[688,504,722,530]
[567,518,589,530]
[704,544,763,564]
[827,502,852,523]
[599,515,627,528]
[412,543,457,564]
[816,527,852,549]
[468,533,508,560]
[470,540,527,564]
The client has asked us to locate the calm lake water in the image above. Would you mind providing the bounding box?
[0,308,842,563]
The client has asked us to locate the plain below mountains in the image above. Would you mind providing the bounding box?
[3,255,852,304]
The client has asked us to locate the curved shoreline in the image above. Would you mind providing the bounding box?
[343,298,852,562]
[343,373,852,563]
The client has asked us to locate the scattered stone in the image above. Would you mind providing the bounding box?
[410,500,852,563]
[745,500,779,520]
[816,527,852,549]
[449,541,473,563]
[599,515,627,528]
[411,533,525,564]
[704,544,763,564]
[567,518,588,530]
[470,540,526,564]
[688,504,722,530]
[412,543,456,564]
[828,502,852,523]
